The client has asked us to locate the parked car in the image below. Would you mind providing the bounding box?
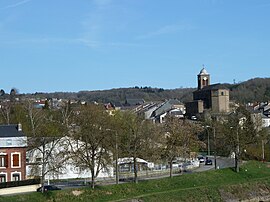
[197,156,205,163]
[191,116,197,120]
[205,159,213,165]
[182,161,193,171]
[182,160,200,171]
[37,185,61,192]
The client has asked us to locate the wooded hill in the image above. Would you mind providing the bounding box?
[27,77,270,104]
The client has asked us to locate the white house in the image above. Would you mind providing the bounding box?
[262,114,270,128]
[26,136,114,180]
[117,157,154,172]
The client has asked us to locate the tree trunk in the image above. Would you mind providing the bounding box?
[169,160,173,178]
[133,157,138,183]
[91,155,95,189]
[235,153,239,173]
[91,172,95,189]
[41,145,46,193]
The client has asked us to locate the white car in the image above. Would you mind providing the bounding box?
[198,156,205,163]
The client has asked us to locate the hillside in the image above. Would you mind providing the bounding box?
[24,78,270,104]
[229,78,270,103]
[30,87,195,104]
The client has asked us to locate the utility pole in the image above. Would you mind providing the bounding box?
[207,128,210,156]
[115,131,119,184]
[213,127,217,170]
[203,126,211,156]
[262,139,265,162]
[205,125,217,169]
[236,126,240,173]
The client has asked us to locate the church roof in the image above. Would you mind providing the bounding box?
[194,83,229,92]
[199,67,209,75]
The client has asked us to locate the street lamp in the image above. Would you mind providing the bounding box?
[203,125,217,169]
[213,127,217,170]
[203,126,211,156]
[262,140,265,162]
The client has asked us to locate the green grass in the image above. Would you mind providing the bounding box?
[2,161,270,202]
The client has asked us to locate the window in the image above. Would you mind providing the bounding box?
[12,173,20,181]
[221,91,224,96]
[0,155,7,168]
[13,154,19,167]
[11,153,21,168]
[0,174,6,182]
[35,158,42,163]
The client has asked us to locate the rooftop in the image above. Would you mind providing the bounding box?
[0,124,26,138]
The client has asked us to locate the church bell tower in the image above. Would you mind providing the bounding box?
[197,66,210,90]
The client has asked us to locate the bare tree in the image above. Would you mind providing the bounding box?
[68,104,112,189]
[118,112,158,183]
[163,116,202,178]
[0,100,11,124]
[224,106,257,172]
[26,100,66,192]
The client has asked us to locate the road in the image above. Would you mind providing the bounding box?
[5,157,235,196]
[50,156,235,190]
[194,156,235,172]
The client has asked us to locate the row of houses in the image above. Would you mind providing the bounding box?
[248,102,270,128]
[0,125,157,183]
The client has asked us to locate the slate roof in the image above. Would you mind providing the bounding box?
[194,83,229,92]
[167,99,184,105]
[125,98,145,106]
[0,124,26,137]
[154,99,183,117]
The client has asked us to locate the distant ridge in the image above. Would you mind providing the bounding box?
[21,78,270,104]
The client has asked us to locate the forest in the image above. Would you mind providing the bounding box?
[19,77,270,104]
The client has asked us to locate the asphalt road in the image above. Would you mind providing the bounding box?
[195,156,235,172]
[1,157,238,196]
[50,156,236,190]
[5,156,236,196]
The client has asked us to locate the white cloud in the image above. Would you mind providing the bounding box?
[0,36,146,49]
[137,24,195,39]
[0,0,32,10]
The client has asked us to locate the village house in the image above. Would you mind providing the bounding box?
[26,136,114,181]
[0,124,27,182]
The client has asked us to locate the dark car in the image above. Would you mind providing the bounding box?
[205,159,213,165]
[37,185,61,192]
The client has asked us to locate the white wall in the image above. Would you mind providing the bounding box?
[262,117,270,127]
[0,184,41,195]
[26,136,114,180]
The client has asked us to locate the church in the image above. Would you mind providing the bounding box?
[186,67,230,118]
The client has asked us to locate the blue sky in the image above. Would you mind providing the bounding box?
[0,0,269,93]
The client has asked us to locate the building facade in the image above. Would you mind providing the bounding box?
[0,124,27,182]
[186,67,230,117]
[26,136,113,180]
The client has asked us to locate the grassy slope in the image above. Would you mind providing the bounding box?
[2,161,270,202]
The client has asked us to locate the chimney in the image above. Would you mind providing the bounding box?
[17,123,22,131]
